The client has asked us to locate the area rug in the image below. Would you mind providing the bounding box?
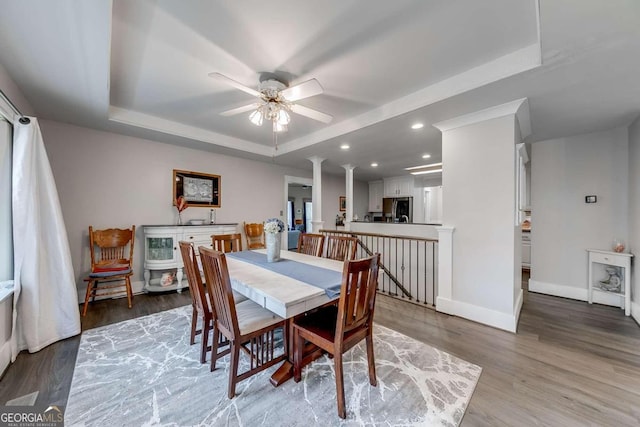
[66,306,481,426]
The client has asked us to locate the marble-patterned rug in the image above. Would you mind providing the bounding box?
[66,306,481,426]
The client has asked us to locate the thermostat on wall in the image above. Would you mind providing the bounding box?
[585,195,597,203]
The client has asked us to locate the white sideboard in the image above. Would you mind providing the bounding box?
[587,249,633,316]
[143,224,237,292]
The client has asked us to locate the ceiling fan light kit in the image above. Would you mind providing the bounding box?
[210,72,333,141]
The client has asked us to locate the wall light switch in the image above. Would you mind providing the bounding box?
[280,210,283,216]
[585,195,597,203]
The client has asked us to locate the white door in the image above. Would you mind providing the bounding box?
[304,201,313,233]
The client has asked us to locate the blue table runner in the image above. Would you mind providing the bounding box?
[226,251,343,298]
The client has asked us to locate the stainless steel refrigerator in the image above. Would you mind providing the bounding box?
[382,197,413,222]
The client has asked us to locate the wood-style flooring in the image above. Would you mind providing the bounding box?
[1,280,639,426]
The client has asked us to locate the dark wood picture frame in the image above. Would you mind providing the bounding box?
[339,196,346,211]
[173,169,221,208]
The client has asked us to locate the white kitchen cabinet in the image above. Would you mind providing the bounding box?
[368,181,383,212]
[143,224,237,292]
[383,176,414,197]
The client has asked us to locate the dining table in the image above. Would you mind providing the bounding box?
[224,249,345,386]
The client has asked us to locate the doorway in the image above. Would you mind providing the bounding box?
[284,175,312,232]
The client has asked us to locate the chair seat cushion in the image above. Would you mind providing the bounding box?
[293,305,339,342]
[89,268,132,278]
[235,299,284,335]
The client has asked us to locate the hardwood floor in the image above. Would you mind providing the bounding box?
[2,283,639,426]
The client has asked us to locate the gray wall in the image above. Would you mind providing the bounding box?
[629,117,640,322]
[530,127,629,300]
[39,119,366,291]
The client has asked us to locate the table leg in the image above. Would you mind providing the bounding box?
[269,316,325,387]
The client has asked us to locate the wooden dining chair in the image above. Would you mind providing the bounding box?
[292,254,381,419]
[212,233,243,253]
[297,233,325,257]
[199,247,287,398]
[82,226,135,316]
[243,222,266,249]
[178,241,230,364]
[325,235,358,261]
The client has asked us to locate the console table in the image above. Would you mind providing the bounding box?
[587,249,633,316]
[142,224,237,292]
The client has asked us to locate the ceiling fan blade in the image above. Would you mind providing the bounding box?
[290,104,333,124]
[280,79,323,102]
[208,72,262,98]
[220,103,260,117]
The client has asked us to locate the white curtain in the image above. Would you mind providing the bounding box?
[11,117,80,359]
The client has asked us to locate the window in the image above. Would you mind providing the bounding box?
[0,119,12,282]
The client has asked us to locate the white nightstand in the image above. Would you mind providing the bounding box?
[587,249,633,316]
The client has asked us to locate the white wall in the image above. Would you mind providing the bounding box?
[440,114,521,331]
[628,117,640,323]
[530,127,629,303]
[39,120,363,292]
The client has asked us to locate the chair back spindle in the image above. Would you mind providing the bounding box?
[212,233,243,253]
[325,236,357,261]
[297,233,325,257]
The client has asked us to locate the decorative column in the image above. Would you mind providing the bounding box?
[342,164,355,230]
[308,156,325,232]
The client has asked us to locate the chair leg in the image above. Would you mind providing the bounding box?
[200,316,210,364]
[82,280,98,317]
[334,352,346,419]
[82,280,95,317]
[293,328,303,382]
[125,277,133,308]
[190,307,198,345]
[228,342,240,399]
[366,329,377,387]
[210,328,220,372]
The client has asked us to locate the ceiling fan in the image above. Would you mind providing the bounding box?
[209,72,333,133]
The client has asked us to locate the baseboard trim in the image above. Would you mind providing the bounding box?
[529,279,625,308]
[436,296,519,333]
[0,340,11,379]
[632,301,640,326]
[76,280,146,305]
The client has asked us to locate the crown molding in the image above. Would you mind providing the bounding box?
[108,106,274,157]
[433,98,531,139]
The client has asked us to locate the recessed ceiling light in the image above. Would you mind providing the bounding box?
[404,162,443,171]
[422,153,431,159]
[411,123,424,130]
[340,144,350,150]
[371,162,378,167]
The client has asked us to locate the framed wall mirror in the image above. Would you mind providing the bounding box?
[173,169,221,207]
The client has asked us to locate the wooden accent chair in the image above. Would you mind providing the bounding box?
[199,247,287,398]
[212,233,243,253]
[82,226,135,316]
[325,236,358,261]
[243,222,266,249]
[292,254,381,419]
[178,241,230,364]
[297,233,325,257]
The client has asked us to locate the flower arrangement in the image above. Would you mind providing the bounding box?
[264,218,285,234]
[175,196,188,224]
[176,195,188,213]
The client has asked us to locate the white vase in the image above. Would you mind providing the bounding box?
[266,232,281,262]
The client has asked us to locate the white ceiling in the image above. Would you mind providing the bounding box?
[0,1,639,181]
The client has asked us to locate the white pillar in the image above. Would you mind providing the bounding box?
[342,164,355,230]
[308,156,325,232]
